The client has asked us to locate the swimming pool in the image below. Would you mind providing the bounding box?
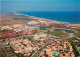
[52,52,57,55]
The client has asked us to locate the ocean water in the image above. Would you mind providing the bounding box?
[18,11,80,24]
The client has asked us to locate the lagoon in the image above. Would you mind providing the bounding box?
[55,29,75,33]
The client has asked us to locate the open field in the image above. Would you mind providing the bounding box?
[0,13,37,26]
[0,20,26,26]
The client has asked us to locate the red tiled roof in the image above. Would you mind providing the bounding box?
[0,31,19,38]
[45,40,51,43]
[22,31,32,34]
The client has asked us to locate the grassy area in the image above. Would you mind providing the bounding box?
[20,42,27,46]
[77,44,80,47]
[15,53,24,57]
[32,29,38,34]
[53,30,65,37]
[66,38,80,57]
[27,36,34,43]
[25,50,35,57]
[10,46,15,53]
[12,17,36,21]
[0,37,6,41]
[75,29,80,37]
[47,30,68,38]
[0,29,9,32]
[0,20,26,26]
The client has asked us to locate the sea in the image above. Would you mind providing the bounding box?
[18,11,80,24]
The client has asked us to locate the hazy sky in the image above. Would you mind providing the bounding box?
[0,0,80,12]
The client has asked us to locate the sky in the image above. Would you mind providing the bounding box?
[0,0,80,12]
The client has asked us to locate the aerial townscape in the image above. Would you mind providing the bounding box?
[0,13,80,57]
[0,0,80,57]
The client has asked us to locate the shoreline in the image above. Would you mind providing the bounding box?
[17,13,70,24]
[17,12,80,24]
[0,13,80,27]
[18,13,80,29]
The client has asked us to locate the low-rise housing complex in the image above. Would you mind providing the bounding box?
[6,38,39,56]
[40,41,75,57]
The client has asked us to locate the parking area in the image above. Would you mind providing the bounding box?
[0,42,6,48]
[3,45,17,57]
